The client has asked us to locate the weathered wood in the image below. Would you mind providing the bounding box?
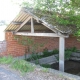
[42,22,57,33]
[15,32,63,37]
[11,21,42,25]
[31,17,34,33]
[59,37,65,72]
[15,32,68,37]
[15,16,31,32]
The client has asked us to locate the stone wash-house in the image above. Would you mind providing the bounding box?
[2,8,80,57]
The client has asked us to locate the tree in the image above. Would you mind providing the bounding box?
[14,0,80,37]
[33,0,80,37]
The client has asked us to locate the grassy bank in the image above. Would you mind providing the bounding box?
[0,56,35,73]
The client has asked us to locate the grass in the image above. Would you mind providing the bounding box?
[12,60,34,73]
[41,68,49,72]
[0,56,35,73]
[0,56,13,64]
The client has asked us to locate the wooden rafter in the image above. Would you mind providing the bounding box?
[11,21,42,25]
[15,16,31,32]
[42,23,57,33]
[23,9,58,33]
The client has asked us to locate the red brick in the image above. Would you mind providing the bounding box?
[1,32,80,57]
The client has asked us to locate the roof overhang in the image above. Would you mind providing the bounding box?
[5,7,70,38]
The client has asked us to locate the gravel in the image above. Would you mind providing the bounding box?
[0,64,78,80]
[23,68,70,80]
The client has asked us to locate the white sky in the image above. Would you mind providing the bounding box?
[0,0,70,41]
[0,0,21,41]
[0,0,32,41]
[0,0,21,22]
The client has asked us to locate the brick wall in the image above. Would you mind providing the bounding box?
[4,32,25,56]
[65,36,80,49]
[3,32,80,56]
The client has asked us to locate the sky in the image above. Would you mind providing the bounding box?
[0,0,21,23]
[0,0,33,41]
[0,0,21,41]
[0,0,70,41]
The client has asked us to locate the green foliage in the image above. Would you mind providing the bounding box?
[40,64,51,68]
[27,47,77,61]
[29,53,39,60]
[21,0,80,38]
[0,56,35,73]
[42,49,52,57]
[65,50,72,60]
[53,49,59,54]
[0,56,13,64]
[14,36,45,59]
[12,0,80,37]
[41,68,48,72]
[27,52,40,64]
[27,49,59,61]
[12,60,34,73]
[27,47,78,64]
[56,47,78,60]
[42,49,59,57]
[55,51,72,61]
[21,2,32,7]
[14,36,34,46]
[65,47,77,59]
[71,0,80,8]
[65,47,77,52]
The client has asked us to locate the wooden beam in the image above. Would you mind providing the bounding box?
[15,16,31,32]
[12,21,42,25]
[31,17,34,33]
[11,21,22,25]
[22,8,59,33]
[14,32,63,37]
[59,37,65,72]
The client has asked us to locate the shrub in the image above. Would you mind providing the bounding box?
[42,49,59,57]
[65,51,72,60]
[40,64,51,68]
[42,48,50,57]
[52,49,59,54]
[12,60,34,73]
[27,47,77,62]
[65,47,77,52]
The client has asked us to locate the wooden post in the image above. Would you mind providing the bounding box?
[31,17,34,33]
[59,37,65,72]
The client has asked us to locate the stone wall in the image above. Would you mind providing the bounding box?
[0,41,6,55]
[70,52,80,61]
